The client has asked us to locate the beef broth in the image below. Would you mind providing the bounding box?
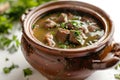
[33,12,104,49]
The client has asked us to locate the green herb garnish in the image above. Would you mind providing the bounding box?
[74,30,81,37]
[59,44,68,49]
[0,15,12,34]
[32,24,35,29]
[0,35,20,53]
[23,68,33,77]
[69,20,82,29]
[3,63,19,74]
[50,31,56,35]
[60,22,66,29]
[114,74,120,79]
[114,63,120,79]
[115,64,120,70]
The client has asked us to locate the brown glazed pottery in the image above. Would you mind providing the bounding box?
[20,1,120,80]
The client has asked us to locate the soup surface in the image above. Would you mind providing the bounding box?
[33,12,104,49]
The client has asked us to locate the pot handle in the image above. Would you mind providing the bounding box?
[20,7,35,22]
[92,43,120,70]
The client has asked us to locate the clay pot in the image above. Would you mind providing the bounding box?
[21,1,119,80]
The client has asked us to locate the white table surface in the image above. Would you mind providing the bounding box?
[0,0,120,80]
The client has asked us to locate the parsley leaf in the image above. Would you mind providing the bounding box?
[59,44,68,49]
[69,20,83,29]
[23,68,33,77]
[74,30,81,37]
[114,74,120,79]
[0,15,12,33]
[60,22,66,29]
[0,35,20,53]
[114,64,120,79]
[3,63,19,74]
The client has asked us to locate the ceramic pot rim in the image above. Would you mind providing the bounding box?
[21,1,114,57]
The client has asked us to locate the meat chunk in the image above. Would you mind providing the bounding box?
[56,28,70,43]
[69,30,85,45]
[88,25,99,32]
[44,19,56,28]
[81,16,94,23]
[68,13,82,20]
[69,31,79,44]
[57,13,68,23]
[67,13,74,20]
[80,26,89,34]
[66,22,75,30]
[80,16,88,22]
[44,33,56,47]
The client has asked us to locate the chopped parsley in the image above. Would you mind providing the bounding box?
[0,15,12,34]
[74,30,81,37]
[115,64,120,70]
[0,35,20,53]
[32,24,35,29]
[69,20,83,29]
[59,44,68,49]
[114,74,120,79]
[60,22,66,29]
[114,64,120,79]
[3,63,19,74]
[23,68,33,77]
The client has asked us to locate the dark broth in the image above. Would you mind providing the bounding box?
[33,12,104,49]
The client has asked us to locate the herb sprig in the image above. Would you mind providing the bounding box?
[0,35,20,53]
[3,63,19,74]
[23,68,33,77]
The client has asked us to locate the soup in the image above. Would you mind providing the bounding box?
[33,12,104,49]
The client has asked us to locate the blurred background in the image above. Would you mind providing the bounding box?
[0,0,53,53]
